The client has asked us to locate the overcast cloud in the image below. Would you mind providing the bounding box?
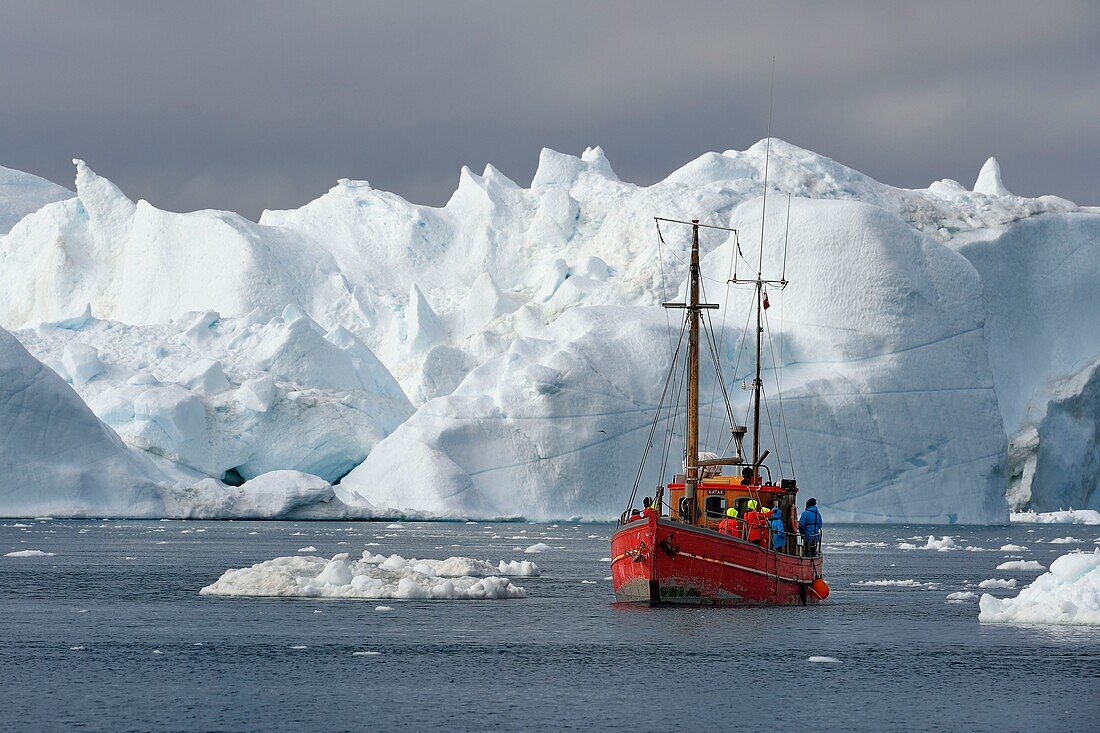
[1,1,1097,218]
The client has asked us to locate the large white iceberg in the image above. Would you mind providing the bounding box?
[0,142,1097,520]
[340,197,1008,522]
[979,549,1100,625]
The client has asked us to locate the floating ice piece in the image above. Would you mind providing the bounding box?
[897,536,958,551]
[200,551,535,599]
[297,546,318,553]
[497,560,541,576]
[831,541,888,548]
[947,591,978,601]
[3,549,55,557]
[999,544,1028,552]
[979,549,1100,625]
[978,578,1018,589]
[375,606,394,612]
[524,543,552,554]
[1010,510,1100,525]
[807,656,840,663]
[1050,537,1083,544]
[853,579,937,588]
[996,560,1046,572]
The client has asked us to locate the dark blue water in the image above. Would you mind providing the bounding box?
[1,520,1097,732]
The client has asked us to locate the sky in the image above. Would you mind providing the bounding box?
[2,1,1097,219]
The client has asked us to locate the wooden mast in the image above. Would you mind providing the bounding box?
[684,220,701,525]
[751,274,763,478]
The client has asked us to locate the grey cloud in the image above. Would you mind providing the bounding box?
[1,1,1096,218]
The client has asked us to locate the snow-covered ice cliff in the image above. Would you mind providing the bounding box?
[0,141,1096,520]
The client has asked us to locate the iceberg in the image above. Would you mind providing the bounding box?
[0,141,1097,520]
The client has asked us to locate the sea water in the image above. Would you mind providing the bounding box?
[1,521,1097,732]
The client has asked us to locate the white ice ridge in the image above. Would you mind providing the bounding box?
[199,551,538,600]
[16,308,412,483]
[979,549,1100,625]
[0,165,73,235]
[0,143,1096,521]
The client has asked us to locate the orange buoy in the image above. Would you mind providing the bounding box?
[810,578,830,600]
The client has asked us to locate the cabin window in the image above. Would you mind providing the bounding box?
[704,495,727,520]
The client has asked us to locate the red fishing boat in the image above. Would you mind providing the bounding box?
[610,211,828,606]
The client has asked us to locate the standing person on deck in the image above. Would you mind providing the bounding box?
[769,506,786,551]
[799,498,823,557]
[641,496,659,519]
[744,500,769,548]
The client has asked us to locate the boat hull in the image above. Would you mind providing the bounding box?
[610,516,824,605]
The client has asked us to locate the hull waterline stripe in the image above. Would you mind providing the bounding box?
[674,550,801,584]
[610,540,803,584]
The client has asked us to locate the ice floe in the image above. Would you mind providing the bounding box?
[200,551,538,600]
[897,535,958,551]
[1011,509,1100,525]
[978,578,1018,589]
[979,549,1100,625]
[3,549,55,557]
[995,560,1046,572]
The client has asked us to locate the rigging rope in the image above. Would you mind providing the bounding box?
[625,315,688,514]
[763,302,797,477]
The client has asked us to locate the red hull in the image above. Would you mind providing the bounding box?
[610,515,824,605]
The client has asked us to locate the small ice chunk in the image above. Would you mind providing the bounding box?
[4,549,55,557]
[297,546,318,553]
[946,591,978,600]
[999,544,1028,552]
[996,560,1046,572]
[374,606,394,612]
[978,578,1018,589]
[235,375,277,412]
[897,535,958,551]
[807,656,840,663]
[524,542,552,554]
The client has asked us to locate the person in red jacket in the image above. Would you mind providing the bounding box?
[641,496,659,520]
[744,500,770,547]
[748,499,765,545]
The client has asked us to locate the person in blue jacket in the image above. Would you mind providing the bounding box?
[769,506,786,551]
[799,497,823,557]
